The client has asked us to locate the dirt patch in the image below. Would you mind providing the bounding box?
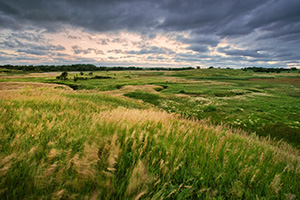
[0,82,71,90]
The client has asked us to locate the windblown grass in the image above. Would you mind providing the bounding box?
[0,85,299,199]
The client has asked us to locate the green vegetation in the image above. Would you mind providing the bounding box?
[156,77,300,148]
[56,71,69,80]
[0,68,300,199]
[1,69,299,147]
[243,67,298,73]
[124,92,162,106]
[0,64,194,72]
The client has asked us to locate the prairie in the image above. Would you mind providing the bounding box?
[0,68,300,199]
[3,68,298,147]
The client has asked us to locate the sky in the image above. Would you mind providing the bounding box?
[0,0,299,68]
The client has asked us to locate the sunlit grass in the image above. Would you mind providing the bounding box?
[0,85,299,199]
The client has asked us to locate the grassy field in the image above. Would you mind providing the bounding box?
[0,69,300,199]
[2,69,298,147]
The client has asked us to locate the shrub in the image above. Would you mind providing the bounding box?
[92,75,112,79]
[154,87,163,92]
[56,71,68,80]
[116,84,125,89]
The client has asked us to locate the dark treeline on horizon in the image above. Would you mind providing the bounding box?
[242,67,298,73]
[0,64,194,72]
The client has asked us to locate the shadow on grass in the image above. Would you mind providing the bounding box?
[124,92,162,106]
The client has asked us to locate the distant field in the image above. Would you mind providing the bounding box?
[0,68,300,199]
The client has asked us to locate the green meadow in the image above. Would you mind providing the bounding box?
[0,68,300,199]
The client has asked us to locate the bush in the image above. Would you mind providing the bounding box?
[116,84,125,89]
[92,76,112,79]
[74,77,88,81]
[154,87,163,92]
[56,71,68,80]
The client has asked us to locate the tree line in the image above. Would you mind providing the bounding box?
[242,67,298,73]
[0,64,194,72]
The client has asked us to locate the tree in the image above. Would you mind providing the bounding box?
[56,71,68,80]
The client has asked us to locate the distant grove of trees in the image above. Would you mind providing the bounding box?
[0,64,194,72]
[1,64,298,73]
[242,67,298,73]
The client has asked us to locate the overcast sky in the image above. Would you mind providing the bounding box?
[0,0,299,68]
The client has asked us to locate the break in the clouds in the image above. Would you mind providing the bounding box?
[0,0,299,68]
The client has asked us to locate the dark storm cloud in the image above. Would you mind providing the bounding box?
[159,0,269,36]
[247,0,300,37]
[0,0,299,67]
[217,46,269,58]
[177,35,220,47]
[186,44,209,53]
[0,0,162,32]
[1,0,299,38]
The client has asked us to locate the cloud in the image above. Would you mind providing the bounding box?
[126,46,175,55]
[177,35,220,47]
[107,49,123,54]
[72,45,104,55]
[147,55,167,60]
[10,32,46,43]
[88,36,110,45]
[0,32,65,51]
[1,0,299,40]
[186,44,209,53]
[0,0,299,68]
[17,49,49,56]
[217,46,269,58]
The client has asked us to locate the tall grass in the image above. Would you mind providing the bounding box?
[0,86,299,199]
